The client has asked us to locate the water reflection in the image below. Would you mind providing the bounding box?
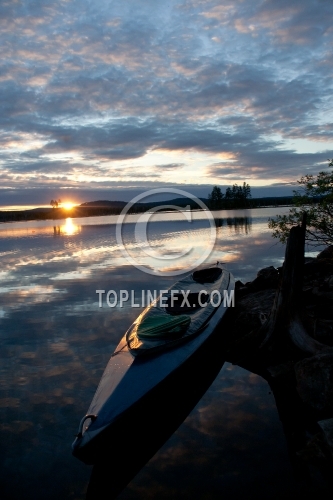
[214,216,252,235]
[0,225,280,317]
[116,364,305,500]
[63,218,79,235]
[0,219,81,239]
[0,211,288,319]
[53,219,80,236]
[0,207,328,499]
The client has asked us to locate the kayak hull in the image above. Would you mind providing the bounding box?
[72,266,234,466]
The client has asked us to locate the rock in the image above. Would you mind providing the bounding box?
[295,353,333,413]
[250,266,279,290]
[318,418,333,459]
[257,266,279,280]
[317,246,333,260]
[234,281,252,299]
[326,276,333,290]
[312,287,333,302]
[296,432,331,462]
[235,280,245,289]
[238,289,276,317]
[233,310,263,335]
[304,258,333,276]
[230,289,275,341]
[267,361,295,378]
[312,319,333,346]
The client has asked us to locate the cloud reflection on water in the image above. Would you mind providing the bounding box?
[0,207,316,499]
[117,364,305,500]
[0,209,287,314]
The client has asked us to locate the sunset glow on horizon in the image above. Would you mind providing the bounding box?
[62,202,75,211]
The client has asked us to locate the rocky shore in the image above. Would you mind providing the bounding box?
[222,246,333,487]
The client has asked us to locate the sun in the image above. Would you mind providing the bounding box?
[62,202,75,210]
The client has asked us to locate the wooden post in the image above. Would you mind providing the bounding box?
[259,211,332,357]
[225,212,333,364]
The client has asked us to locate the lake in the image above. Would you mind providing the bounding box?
[0,207,328,499]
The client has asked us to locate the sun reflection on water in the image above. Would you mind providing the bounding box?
[62,218,80,236]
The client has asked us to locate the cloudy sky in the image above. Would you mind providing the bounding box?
[1,0,333,206]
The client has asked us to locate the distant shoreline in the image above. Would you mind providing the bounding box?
[0,198,293,225]
[0,206,124,224]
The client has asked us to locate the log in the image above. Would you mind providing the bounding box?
[289,314,333,356]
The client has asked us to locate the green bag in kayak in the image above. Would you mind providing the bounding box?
[137,314,191,340]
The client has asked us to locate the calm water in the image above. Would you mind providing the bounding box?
[0,207,327,499]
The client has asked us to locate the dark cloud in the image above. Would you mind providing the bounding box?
[0,0,332,204]
[207,148,332,181]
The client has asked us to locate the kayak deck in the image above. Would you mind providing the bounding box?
[72,265,234,464]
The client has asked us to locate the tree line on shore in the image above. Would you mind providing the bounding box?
[208,182,252,209]
[208,160,333,247]
[208,182,297,210]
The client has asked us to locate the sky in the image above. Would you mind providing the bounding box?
[1,0,333,206]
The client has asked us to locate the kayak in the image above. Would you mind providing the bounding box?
[72,263,234,466]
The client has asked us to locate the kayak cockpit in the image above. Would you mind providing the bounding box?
[126,266,229,356]
[137,314,191,340]
[192,266,222,283]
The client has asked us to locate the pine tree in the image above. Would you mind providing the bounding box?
[208,186,224,210]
